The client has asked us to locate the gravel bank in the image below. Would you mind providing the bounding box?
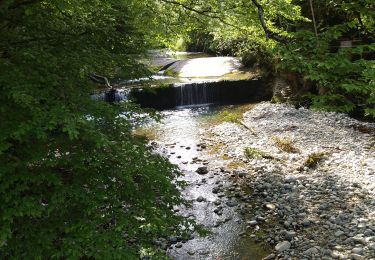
[207,102,375,259]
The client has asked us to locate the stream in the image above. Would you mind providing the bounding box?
[138,105,270,259]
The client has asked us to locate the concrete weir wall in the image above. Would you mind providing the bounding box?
[130,79,272,110]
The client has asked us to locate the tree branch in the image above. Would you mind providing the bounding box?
[251,0,289,44]
[89,74,112,89]
[158,0,242,30]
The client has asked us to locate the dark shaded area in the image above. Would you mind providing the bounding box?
[130,79,272,110]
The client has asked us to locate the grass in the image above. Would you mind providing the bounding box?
[220,110,242,123]
[244,147,273,159]
[271,136,299,153]
[218,104,257,124]
[304,152,326,168]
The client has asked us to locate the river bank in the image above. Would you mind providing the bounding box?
[206,102,375,259]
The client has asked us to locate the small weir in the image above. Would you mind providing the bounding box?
[130,78,271,109]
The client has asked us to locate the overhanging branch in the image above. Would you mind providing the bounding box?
[158,0,242,30]
[251,0,289,44]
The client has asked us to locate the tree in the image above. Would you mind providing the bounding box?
[155,0,375,119]
[0,0,191,258]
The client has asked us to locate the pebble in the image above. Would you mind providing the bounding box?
[263,253,276,259]
[196,166,208,174]
[335,230,345,237]
[226,200,238,207]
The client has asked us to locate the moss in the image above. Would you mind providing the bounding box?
[304,152,326,168]
[271,136,299,153]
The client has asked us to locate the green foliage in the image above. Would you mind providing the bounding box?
[219,110,242,123]
[0,0,190,258]
[155,0,375,119]
[276,28,375,117]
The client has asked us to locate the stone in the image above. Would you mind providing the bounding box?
[196,196,206,202]
[284,231,296,241]
[226,200,237,207]
[212,187,220,194]
[302,219,311,227]
[350,254,364,260]
[263,253,276,260]
[275,241,291,252]
[265,203,276,211]
[335,230,345,237]
[304,247,319,256]
[196,166,208,175]
[351,247,363,255]
[247,220,258,226]
[285,176,297,183]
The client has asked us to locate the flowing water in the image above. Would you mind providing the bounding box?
[138,105,270,259]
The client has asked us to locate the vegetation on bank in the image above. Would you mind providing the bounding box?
[162,0,374,119]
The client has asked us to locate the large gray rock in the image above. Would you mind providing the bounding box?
[275,241,291,252]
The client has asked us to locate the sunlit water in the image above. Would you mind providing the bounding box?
[138,105,269,259]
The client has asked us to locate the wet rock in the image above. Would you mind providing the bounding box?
[212,187,220,194]
[226,200,238,207]
[196,196,206,202]
[213,200,221,206]
[168,236,178,243]
[199,250,209,255]
[275,241,291,252]
[196,166,208,175]
[214,208,223,215]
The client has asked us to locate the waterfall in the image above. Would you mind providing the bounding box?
[175,83,214,107]
[130,78,272,110]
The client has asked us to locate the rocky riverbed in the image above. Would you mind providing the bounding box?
[203,102,375,259]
